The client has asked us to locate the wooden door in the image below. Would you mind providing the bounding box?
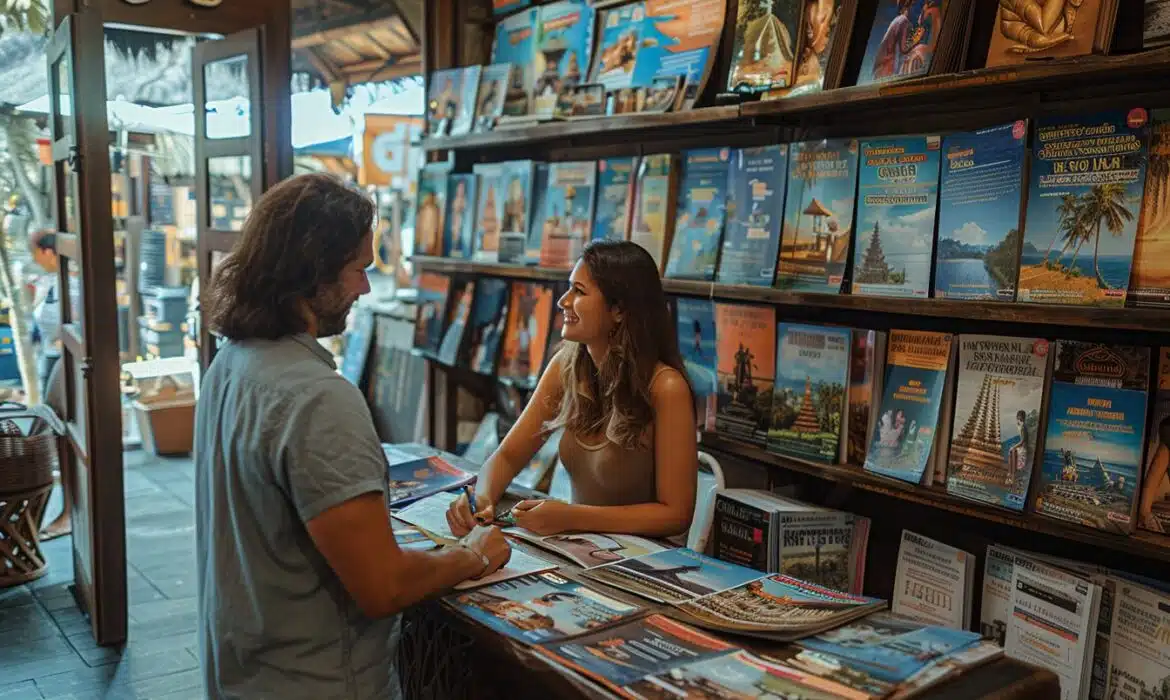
[193,30,266,369]
[46,9,127,645]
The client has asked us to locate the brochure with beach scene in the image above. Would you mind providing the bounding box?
[580,548,764,604]
[1017,109,1151,307]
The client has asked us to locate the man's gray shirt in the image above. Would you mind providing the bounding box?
[195,333,401,699]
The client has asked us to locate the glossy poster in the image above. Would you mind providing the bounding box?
[492,8,540,116]
[588,0,727,110]
[592,157,638,242]
[533,1,595,119]
[718,144,788,286]
[857,0,947,85]
[666,147,731,280]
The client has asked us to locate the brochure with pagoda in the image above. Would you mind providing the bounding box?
[1017,109,1151,307]
[670,574,885,641]
[717,144,788,286]
[727,0,806,94]
[665,148,732,281]
[768,323,851,464]
[382,444,476,508]
[776,138,859,293]
[443,174,477,258]
[1139,347,1170,534]
[714,303,776,446]
[437,278,476,366]
[934,121,1029,301]
[863,330,954,485]
[1128,109,1170,308]
[852,135,943,299]
[498,281,556,389]
[412,272,451,357]
[531,1,595,120]
[463,278,511,375]
[946,334,1051,512]
[533,615,741,695]
[497,160,537,264]
[676,298,718,430]
[505,530,668,568]
[592,156,638,242]
[538,161,597,269]
[1034,341,1149,534]
[446,571,643,644]
[491,8,539,117]
[472,163,505,262]
[580,547,764,604]
[414,163,451,257]
[630,153,678,273]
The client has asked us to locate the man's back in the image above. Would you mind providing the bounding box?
[194,333,400,700]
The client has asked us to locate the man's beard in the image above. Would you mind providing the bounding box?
[308,283,354,337]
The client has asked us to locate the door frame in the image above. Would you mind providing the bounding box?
[193,29,266,369]
[46,7,125,645]
[47,0,292,646]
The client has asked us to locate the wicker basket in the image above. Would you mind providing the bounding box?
[0,402,64,588]
[0,402,64,494]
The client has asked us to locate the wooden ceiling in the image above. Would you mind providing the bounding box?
[291,0,422,87]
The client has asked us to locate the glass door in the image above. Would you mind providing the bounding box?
[193,30,265,370]
[46,9,127,645]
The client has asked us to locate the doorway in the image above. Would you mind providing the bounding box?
[45,0,291,646]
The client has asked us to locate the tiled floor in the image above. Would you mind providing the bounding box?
[0,450,204,700]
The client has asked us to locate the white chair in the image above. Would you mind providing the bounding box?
[683,448,726,554]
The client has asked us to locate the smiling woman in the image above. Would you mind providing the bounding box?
[447,240,700,540]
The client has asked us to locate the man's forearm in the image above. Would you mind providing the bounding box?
[377,544,484,616]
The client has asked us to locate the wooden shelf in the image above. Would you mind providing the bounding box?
[743,48,1170,120]
[422,105,744,153]
[701,434,1170,565]
[410,257,1170,333]
[420,49,1170,154]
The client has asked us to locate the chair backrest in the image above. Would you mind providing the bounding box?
[686,450,726,554]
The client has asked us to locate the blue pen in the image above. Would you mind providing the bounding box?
[462,484,483,523]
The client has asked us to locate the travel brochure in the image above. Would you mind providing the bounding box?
[383,444,476,508]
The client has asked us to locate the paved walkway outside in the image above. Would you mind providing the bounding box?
[0,450,203,700]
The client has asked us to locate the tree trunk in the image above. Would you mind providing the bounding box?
[1092,223,1108,289]
[4,117,48,230]
[0,227,40,404]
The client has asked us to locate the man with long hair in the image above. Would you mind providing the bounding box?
[196,173,510,699]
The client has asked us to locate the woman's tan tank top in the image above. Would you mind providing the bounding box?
[556,366,669,507]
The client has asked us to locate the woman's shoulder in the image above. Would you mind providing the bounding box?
[649,363,689,398]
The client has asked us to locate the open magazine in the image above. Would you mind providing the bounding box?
[505,528,669,568]
[670,574,886,641]
[580,548,763,604]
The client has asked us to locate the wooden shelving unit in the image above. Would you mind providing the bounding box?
[412,257,1170,333]
[701,434,1170,565]
[421,48,1170,156]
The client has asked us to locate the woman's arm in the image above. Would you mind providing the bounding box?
[513,368,698,538]
[448,353,565,534]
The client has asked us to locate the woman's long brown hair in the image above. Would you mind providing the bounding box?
[546,240,693,449]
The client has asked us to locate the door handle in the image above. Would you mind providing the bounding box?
[80,357,93,379]
[67,146,80,173]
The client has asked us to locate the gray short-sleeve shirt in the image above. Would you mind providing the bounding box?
[194,333,401,700]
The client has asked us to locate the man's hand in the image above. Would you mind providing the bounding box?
[447,491,495,537]
[460,524,511,578]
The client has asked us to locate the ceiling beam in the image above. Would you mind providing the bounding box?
[292,12,401,47]
[382,0,422,45]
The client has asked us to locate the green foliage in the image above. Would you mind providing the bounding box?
[0,0,49,38]
[889,271,906,284]
[983,227,1019,290]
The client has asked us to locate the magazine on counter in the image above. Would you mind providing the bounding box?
[669,574,885,641]
[505,529,669,568]
[445,571,643,644]
[383,444,476,508]
[580,547,764,604]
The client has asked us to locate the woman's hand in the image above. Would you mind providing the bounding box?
[446,492,495,538]
[511,499,574,536]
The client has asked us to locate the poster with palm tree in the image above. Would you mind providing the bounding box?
[1128,110,1170,307]
[1017,109,1151,307]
